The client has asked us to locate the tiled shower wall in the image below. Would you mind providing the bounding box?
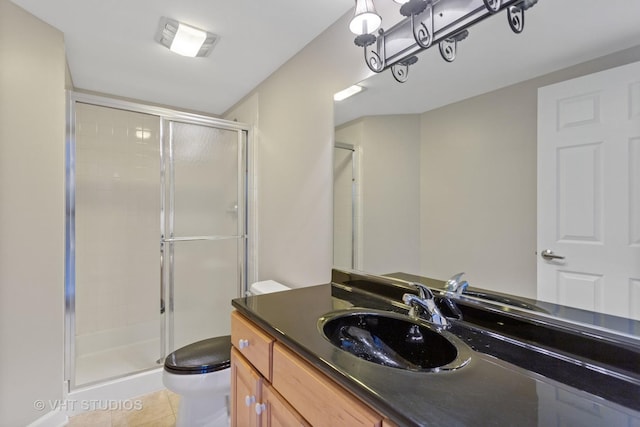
[74,103,161,351]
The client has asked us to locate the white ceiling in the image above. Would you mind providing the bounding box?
[10,0,640,123]
[10,0,352,115]
[335,0,640,125]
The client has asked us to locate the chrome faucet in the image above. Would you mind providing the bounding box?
[445,272,469,296]
[402,282,450,328]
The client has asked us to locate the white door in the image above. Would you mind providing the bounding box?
[537,61,640,320]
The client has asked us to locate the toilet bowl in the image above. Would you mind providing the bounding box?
[163,336,231,427]
[163,280,290,427]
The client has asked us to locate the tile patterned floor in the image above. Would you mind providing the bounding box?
[67,389,179,427]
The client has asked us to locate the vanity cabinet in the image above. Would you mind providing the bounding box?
[231,310,384,427]
[231,347,307,427]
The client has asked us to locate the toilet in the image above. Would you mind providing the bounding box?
[162,280,290,427]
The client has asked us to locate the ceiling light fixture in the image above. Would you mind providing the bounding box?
[155,17,218,58]
[333,85,365,101]
[350,0,539,83]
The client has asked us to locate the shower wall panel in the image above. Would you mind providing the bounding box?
[74,104,161,370]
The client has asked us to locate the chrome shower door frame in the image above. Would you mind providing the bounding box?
[334,142,360,270]
[65,91,252,391]
[162,118,249,353]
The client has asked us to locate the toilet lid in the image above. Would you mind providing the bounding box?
[164,335,231,375]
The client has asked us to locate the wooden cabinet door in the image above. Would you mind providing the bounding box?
[262,383,309,427]
[231,347,262,427]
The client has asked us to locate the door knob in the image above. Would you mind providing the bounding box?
[541,249,565,261]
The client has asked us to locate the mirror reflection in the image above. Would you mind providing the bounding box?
[333,0,640,333]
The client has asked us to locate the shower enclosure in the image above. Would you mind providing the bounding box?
[333,142,358,270]
[65,93,250,389]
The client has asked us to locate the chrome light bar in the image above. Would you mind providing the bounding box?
[355,0,538,82]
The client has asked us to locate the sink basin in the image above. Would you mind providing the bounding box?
[318,309,471,372]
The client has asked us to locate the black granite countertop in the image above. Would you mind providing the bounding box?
[232,281,640,426]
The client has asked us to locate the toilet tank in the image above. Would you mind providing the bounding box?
[248,280,290,296]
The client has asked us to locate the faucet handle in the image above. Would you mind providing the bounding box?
[402,289,450,328]
[409,282,434,300]
[445,272,468,295]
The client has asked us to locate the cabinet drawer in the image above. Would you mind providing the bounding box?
[231,311,274,381]
[272,342,382,427]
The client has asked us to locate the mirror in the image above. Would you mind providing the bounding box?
[333,0,640,337]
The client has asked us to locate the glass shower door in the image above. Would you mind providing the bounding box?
[68,95,250,390]
[164,121,246,352]
[73,103,162,387]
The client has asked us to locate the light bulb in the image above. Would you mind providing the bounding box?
[349,0,382,35]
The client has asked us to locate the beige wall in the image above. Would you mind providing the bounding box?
[0,0,66,425]
[224,12,371,287]
[419,81,538,296]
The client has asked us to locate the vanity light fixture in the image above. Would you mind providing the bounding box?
[349,0,539,83]
[333,85,365,101]
[155,17,218,58]
[349,0,383,47]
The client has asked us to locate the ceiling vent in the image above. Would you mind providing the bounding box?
[155,17,218,58]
